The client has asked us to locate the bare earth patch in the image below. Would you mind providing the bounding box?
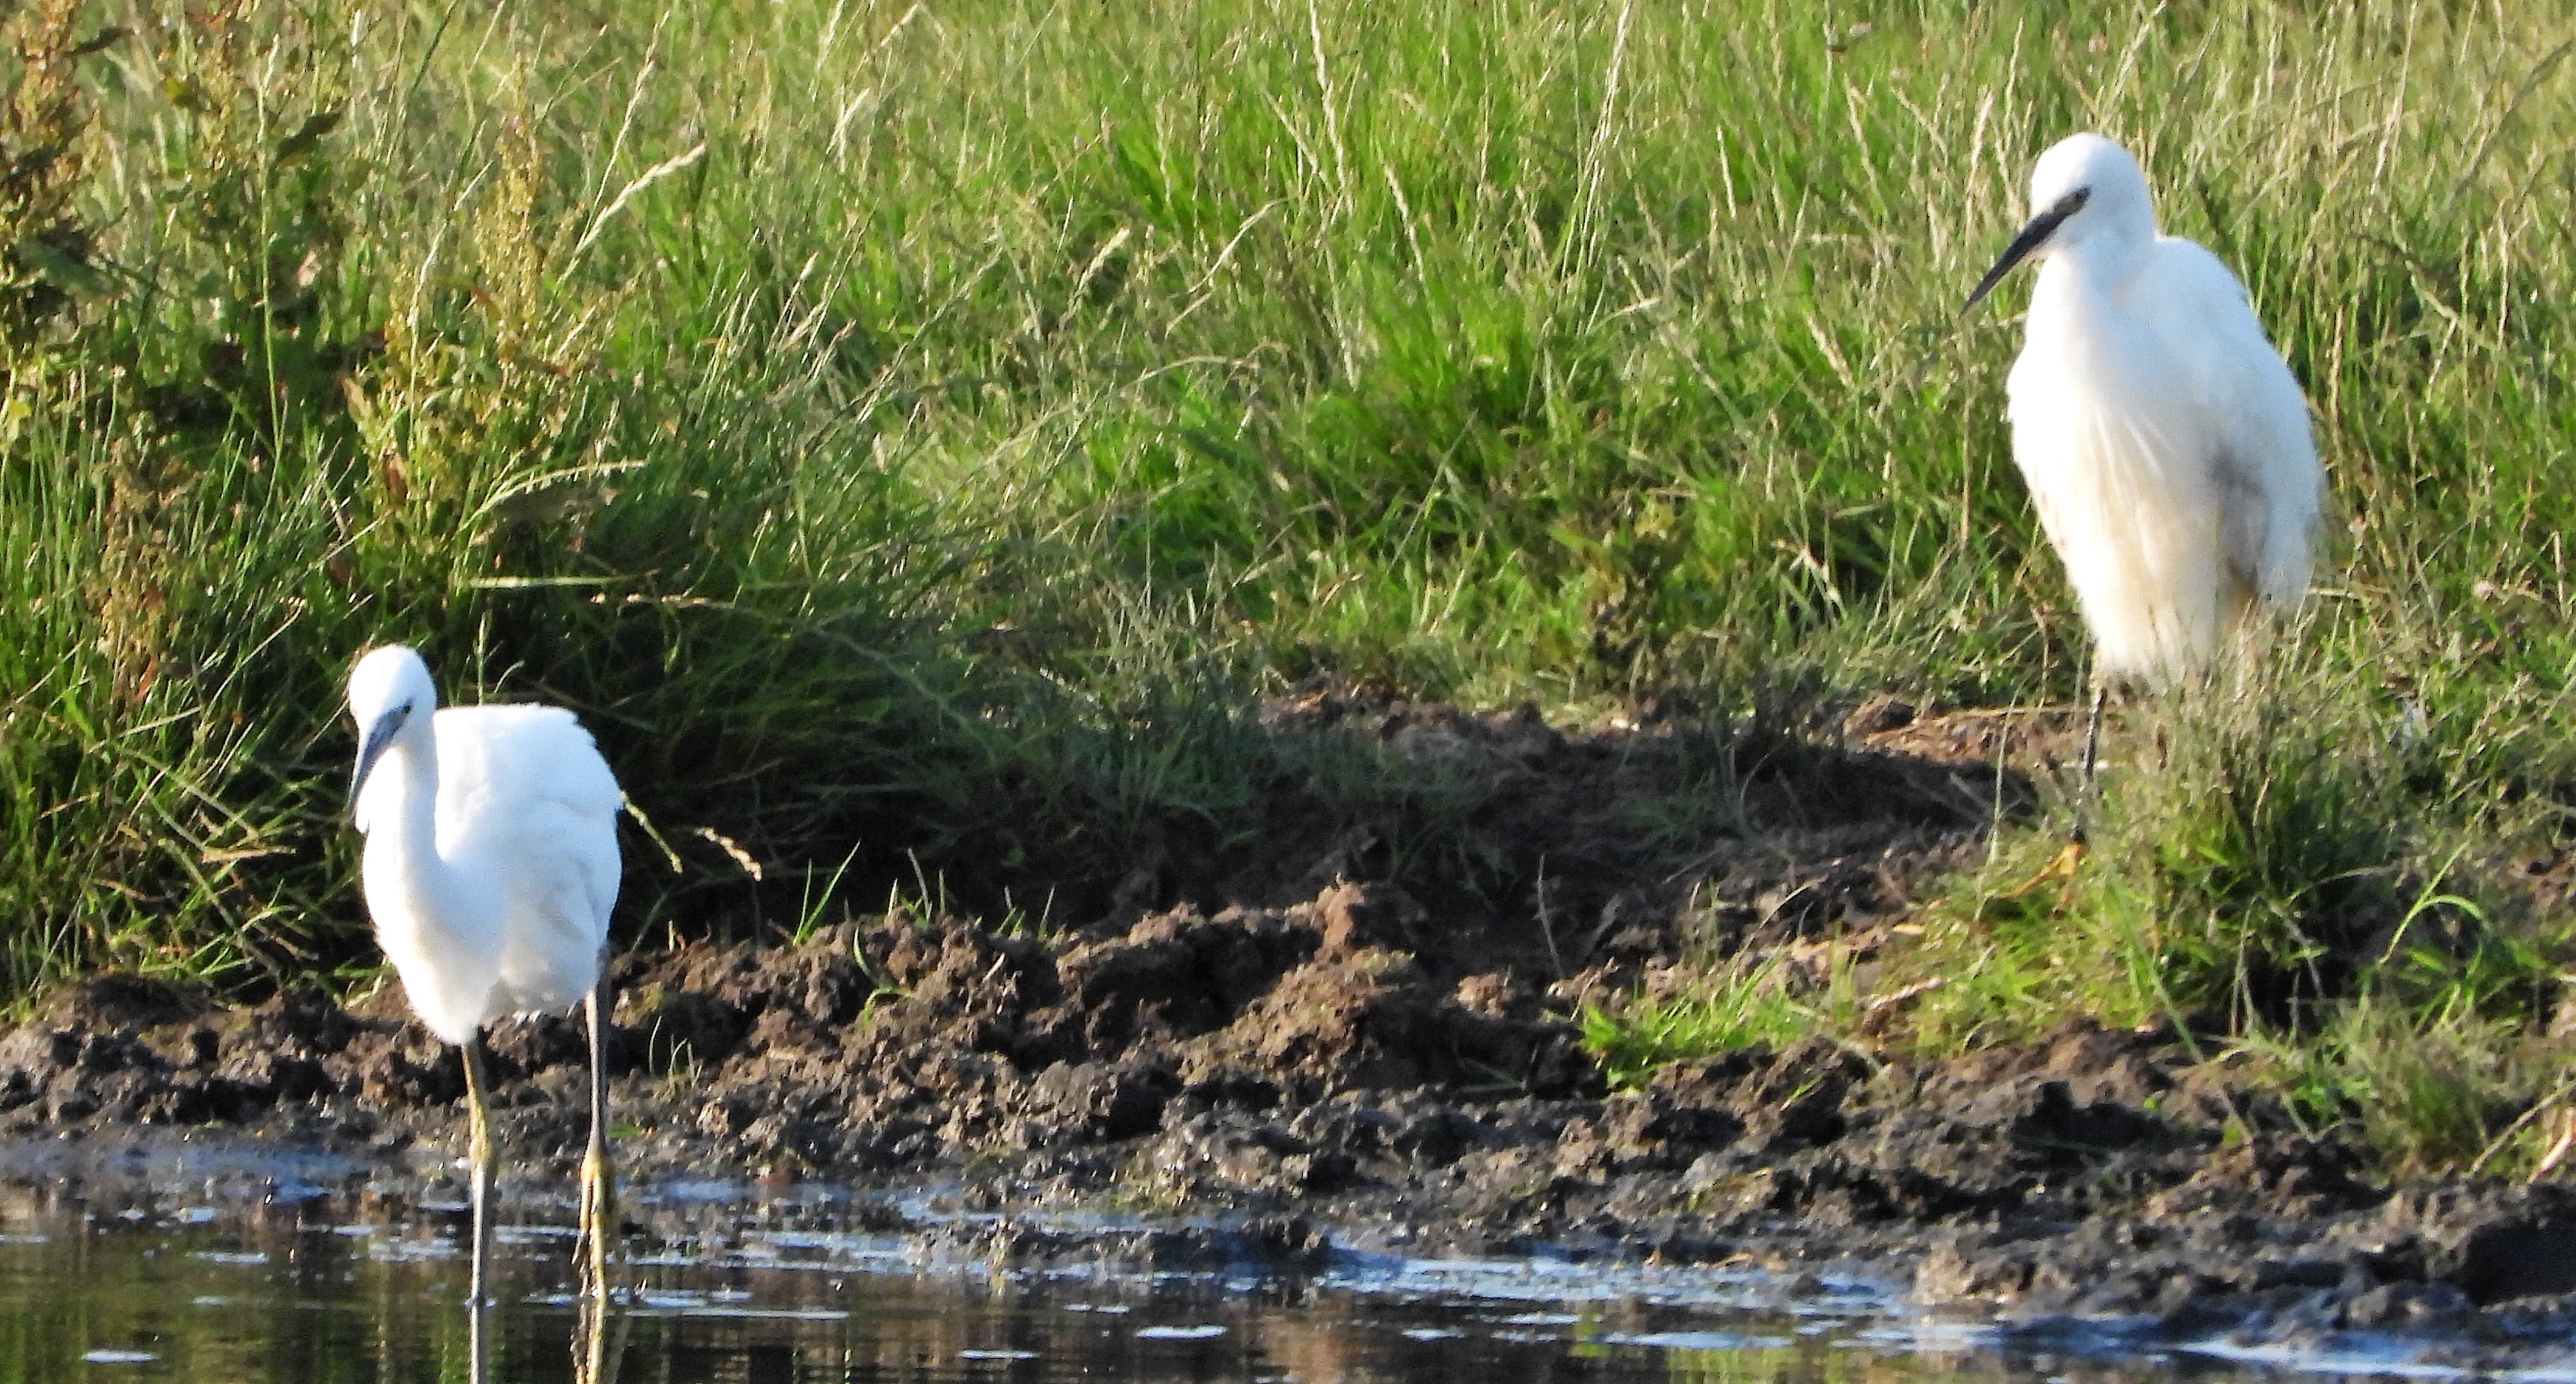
[6,695,2574,1352]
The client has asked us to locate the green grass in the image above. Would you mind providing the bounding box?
[1582,944,1856,1091]
[0,0,2573,1172]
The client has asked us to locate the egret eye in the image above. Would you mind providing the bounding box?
[2053,187,2093,218]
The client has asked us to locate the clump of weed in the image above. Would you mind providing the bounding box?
[1850,636,2571,1172]
[1887,642,2421,1048]
[1580,881,1867,1089]
[0,0,104,361]
[2098,655,2408,1031]
[99,0,356,435]
[2237,920,2563,1178]
[1580,951,1813,1091]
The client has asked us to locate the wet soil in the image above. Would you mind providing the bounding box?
[7,691,2576,1359]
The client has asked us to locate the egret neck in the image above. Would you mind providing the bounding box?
[356,713,504,1044]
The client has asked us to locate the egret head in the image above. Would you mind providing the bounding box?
[1964,133,2156,310]
[347,644,439,818]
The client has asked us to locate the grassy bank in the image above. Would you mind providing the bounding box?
[0,0,2571,1172]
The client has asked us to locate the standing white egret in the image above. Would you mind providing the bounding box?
[345,644,624,1363]
[1965,133,2322,802]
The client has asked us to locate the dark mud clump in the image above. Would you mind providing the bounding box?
[10,913,2576,1340]
[4,698,2574,1348]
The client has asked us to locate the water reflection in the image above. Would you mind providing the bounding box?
[0,1158,2266,1384]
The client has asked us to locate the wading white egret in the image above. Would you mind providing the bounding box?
[345,644,624,1355]
[1966,133,2322,805]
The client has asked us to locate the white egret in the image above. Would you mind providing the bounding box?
[344,644,625,1349]
[1966,133,2322,803]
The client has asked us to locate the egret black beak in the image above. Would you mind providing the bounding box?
[349,702,413,819]
[1964,188,2092,311]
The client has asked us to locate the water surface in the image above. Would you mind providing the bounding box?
[0,1142,2278,1384]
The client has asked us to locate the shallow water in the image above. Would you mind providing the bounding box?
[0,1141,2282,1384]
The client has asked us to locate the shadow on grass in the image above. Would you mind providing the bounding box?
[608,658,2044,1011]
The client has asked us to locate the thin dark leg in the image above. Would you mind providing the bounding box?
[2076,681,2105,847]
[577,979,622,1383]
[462,1036,497,1379]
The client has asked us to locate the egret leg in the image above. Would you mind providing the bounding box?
[577,979,623,1382]
[2075,681,2106,847]
[461,1036,497,1379]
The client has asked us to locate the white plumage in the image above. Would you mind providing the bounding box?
[344,642,625,1342]
[349,651,621,1041]
[1970,133,2322,683]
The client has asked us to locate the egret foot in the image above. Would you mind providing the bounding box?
[576,1144,623,1384]
[579,1146,617,1300]
[1998,838,2087,904]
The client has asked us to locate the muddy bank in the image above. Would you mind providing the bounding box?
[11,907,2576,1349]
[15,903,2576,1346]
[4,700,2574,1359]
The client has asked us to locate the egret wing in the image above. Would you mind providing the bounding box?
[432,703,623,1015]
[2145,239,2321,609]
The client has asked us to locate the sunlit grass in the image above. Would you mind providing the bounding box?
[1584,958,1801,1093]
